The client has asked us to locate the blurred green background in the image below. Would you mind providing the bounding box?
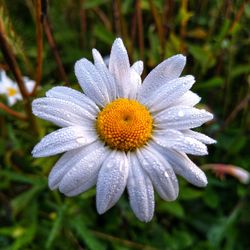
[0,0,249,249]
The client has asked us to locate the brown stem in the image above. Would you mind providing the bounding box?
[221,95,250,131]
[43,16,68,83]
[0,102,27,121]
[0,23,28,99]
[136,0,144,61]
[112,0,122,36]
[30,0,43,96]
[163,0,173,39]
[0,21,38,133]
[93,7,112,32]
[130,6,137,53]
[230,0,249,32]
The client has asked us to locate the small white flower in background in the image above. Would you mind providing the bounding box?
[32,38,216,222]
[0,70,35,106]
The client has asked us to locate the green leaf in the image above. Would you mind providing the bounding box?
[46,204,67,249]
[179,188,203,200]
[195,77,224,89]
[82,0,109,9]
[11,184,45,216]
[231,64,250,78]
[70,218,105,250]
[158,201,185,218]
[11,203,38,250]
[94,25,116,45]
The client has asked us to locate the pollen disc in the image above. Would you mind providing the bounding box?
[96,98,153,151]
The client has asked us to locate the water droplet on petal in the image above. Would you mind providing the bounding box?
[178,111,185,117]
[164,171,169,178]
[77,138,86,144]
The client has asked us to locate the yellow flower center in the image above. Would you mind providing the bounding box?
[7,87,17,97]
[96,98,153,151]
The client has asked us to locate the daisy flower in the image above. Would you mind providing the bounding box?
[32,38,216,222]
[0,70,35,106]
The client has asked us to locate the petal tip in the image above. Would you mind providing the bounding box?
[96,203,107,215]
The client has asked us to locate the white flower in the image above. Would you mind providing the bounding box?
[0,70,35,106]
[32,38,216,222]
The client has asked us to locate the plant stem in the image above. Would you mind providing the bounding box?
[136,0,144,61]
[0,21,38,133]
[0,102,27,121]
[43,16,68,83]
[30,0,43,96]
[0,26,28,99]
[112,0,122,36]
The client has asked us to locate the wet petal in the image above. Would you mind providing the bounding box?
[131,60,143,76]
[172,91,201,107]
[59,142,109,196]
[32,97,96,127]
[153,129,208,156]
[92,49,117,101]
[153,143,207,187]
[155,105,213,130]
[48,147,90,190]
[109,38,138,98]
[127,153,154,222]
[96,151,129,214]
[46,86,99,114]
[182,130,216,144]
[137,146,179,201]
[32,126,97,157]
[75,58,109,106]
[138,54,186,101]
[144,75,195,112]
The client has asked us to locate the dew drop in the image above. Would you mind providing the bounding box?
[164,171,169,178]
[178,111,185,117]
[77,138,86,144]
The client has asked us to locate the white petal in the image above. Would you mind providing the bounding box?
[75,58,109,106]
[153,143,207,187]
[128,67,141,99]
[23,77,35,93]
[127,153,154,222]
[59,141,109,196]
[96,151,129,214]
[138,54,186,101]
[109,38,132,98]
[137,146,179,201]
[182,130,216,144]
[32,126,97,157]
[144,75,195,112]
[153,129,208,156]
[155,105,213,130]
[131,60,143,76]
[172,91,201,107]
[32,97,96,127]
[92,49,117,101]
[46,86,99,114]
[8,96,17,106]
[48,147,87,190]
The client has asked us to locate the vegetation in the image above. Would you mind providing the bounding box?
[0,0,249,249]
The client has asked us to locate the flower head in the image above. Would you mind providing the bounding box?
[0,70,35,106]
[32,38,216,222]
